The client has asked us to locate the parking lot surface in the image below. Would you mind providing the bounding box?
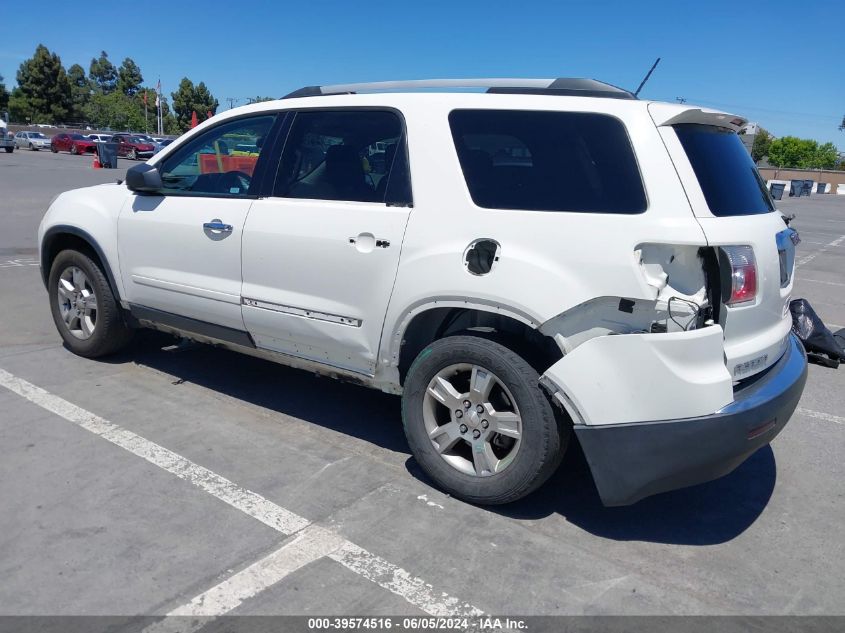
[1,149,844,617]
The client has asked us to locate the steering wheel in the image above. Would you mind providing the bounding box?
[220,170,252,194]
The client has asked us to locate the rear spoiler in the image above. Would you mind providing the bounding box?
[648,103,748,132]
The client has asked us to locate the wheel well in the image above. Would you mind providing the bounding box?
[41,231,118,300]
[398,307,562,384]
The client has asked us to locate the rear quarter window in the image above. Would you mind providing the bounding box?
[674,124,774,217]
[449,109,647,214]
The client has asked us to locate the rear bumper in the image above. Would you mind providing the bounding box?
[574,333,807,506]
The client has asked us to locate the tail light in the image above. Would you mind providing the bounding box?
[720,245,757,306]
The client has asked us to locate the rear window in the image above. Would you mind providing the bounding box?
[449,110,646,214]
[674,124,774,216]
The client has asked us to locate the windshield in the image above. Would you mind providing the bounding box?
[674,124,774,217]
[33,133,47,139]
[70,134,86,140]
[129,136,147,144]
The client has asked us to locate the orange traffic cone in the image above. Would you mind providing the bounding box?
[92,154,101,169]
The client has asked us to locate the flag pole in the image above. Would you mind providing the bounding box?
[144,90,149,134]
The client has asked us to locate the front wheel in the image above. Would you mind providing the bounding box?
[3,146,12,153]
[128,148,137,160]
[71,144,78,155]
[51,145,58,153]
[48,250,134,358]
[402,335,568,505]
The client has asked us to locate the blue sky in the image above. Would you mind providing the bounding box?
[2,0,842,148]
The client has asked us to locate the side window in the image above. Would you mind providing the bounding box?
[274,109,411,205]
[449,110,646,214]
[159,115,276,197]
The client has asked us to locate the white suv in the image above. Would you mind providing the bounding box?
[37,78,807,506]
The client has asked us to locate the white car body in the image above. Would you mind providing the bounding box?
[37,79,807,505]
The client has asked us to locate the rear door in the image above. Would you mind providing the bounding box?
[651,104,794,379]
[240,108,413,376]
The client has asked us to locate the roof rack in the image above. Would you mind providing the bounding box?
[282,78,636,100]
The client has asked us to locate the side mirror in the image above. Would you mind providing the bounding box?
[126,163,163,193]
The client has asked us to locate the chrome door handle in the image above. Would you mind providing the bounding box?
[203,219,233,233]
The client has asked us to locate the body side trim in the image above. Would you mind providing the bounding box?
[128,304,256,348]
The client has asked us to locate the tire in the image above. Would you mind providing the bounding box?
[29,143,36,151]
[4,146,12,153]
[402,335,568,505]
[71,144,78,155]
[48,249,134,358]
[128,148,137,160]
[51,145,57,153]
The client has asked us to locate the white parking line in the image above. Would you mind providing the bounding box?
[0,258,39,268]
[152,526,346,626]
[796,235,845,268]
[796,408,845,426]
[0,367,482,619]
[796,277,845,288]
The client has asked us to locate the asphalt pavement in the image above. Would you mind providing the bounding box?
[0,149,843,619]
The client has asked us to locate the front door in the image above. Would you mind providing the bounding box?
[117,113,278,334]
[241,109,413,375]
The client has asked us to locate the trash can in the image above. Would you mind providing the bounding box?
[803,180,814,196]
[816,182,827,195]
[770,182,786,200]
[96,142,119,169]
[790,180,804,196]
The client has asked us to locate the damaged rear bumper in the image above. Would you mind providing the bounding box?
[542,330,807,506]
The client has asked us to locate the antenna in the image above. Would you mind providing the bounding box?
[633,57,661,97]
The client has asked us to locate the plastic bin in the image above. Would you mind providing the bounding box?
[803,180,814,196]
[770,182,785,200]
[789,180,804,196]
[96,142,119,169]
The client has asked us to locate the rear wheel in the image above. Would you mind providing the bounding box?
[402,335,567,505]
[3,146,11,153]
[48,250,134,358]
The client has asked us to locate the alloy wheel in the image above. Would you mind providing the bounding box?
[57,266,98,339]
[423,363,522,477]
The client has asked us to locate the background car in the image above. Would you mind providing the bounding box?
[14,131,52,150]
[110,134,155,160]
[51,133,97,155]
[87,133,113,143]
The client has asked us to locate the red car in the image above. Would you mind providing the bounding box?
[111,134,155,160]
[51,133,97,155]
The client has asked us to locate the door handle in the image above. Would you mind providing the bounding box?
[203,219,233,233]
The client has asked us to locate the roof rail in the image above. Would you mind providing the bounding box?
[282,78,636,100]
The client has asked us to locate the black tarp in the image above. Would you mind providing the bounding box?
[790,298,845,368]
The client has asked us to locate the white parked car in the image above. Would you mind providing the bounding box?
[87,133,113,143]
[37,78,807,506]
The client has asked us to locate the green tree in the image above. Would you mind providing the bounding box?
[768,136,840,169]
[171,78,219,132]
[812,142,838,169]
[67,63,91,122]
[85,91,145,131]
[0,74,8,113]
[12,44,71,123]
[117,58,143,96]
[89,51,117,94]
[751,127,772,164]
